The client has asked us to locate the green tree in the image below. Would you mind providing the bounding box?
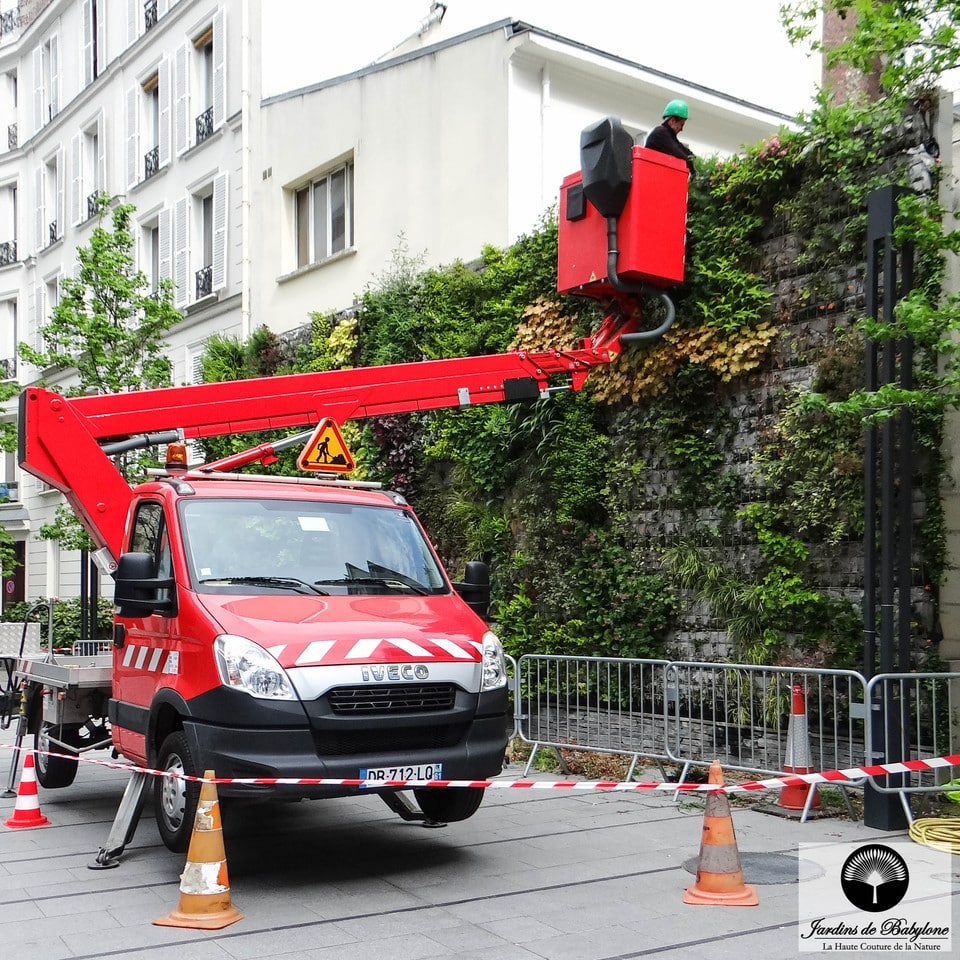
[783,1,959,94]
[18,196,180,395]
[17,195,182,547]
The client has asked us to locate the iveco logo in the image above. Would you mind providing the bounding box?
[361,664,430,681]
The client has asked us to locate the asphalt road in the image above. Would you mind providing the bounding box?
[1,731,957,960]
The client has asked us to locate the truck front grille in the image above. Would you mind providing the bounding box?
[312,722,467,757]
[328,683,457,715]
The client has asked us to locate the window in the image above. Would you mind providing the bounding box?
[172,172,226,308]
[126,61,170,188]
[176,8,225,154]
[0,182,16,264]
[71,113,106,224]
[0,299,16,380]
[129,501,173,606]
[32,34,59,132]
[82,0,106,87]
[296,160,354,268]
[36,150,63,250]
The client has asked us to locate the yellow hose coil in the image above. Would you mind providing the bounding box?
[908,817,960,855]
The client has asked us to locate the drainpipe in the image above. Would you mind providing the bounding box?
[240,0,252,339]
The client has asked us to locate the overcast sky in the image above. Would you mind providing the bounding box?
[261,0,822,116]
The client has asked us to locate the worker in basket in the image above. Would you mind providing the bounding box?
[645,99,696,176]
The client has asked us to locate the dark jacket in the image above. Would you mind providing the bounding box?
[644,122,695,175]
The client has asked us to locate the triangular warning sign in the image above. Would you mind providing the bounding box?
[297,418,355,473]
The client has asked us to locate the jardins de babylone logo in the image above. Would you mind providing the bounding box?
[840,844,909,913]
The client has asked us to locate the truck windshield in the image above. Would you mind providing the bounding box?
[180,498,448,596]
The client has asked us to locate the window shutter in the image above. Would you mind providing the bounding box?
[212,171,227,290]
[159,0,170,16]
[173,195,189,308]
[34,167,43,251]
[158,206,172,282]
[32,47,42,134]
[70,134,81,225]
[96,0,106,75]
[33,283,45,351]
[174,43,189,155]
[82,0,94,87]
[126,0,138,47]
[125,85,138,189]
[158,58,171,168]
[213,7,226,129]
[97,111,106,194]
[49,34,59,117]
[55,147,64,240]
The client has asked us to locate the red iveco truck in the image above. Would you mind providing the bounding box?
[14,118,688,854]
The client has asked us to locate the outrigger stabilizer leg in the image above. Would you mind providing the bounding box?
[89,770,151,869]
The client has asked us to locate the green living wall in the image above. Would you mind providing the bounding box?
[198,96,951,672]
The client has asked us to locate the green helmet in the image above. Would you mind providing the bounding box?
[663,99,689,120]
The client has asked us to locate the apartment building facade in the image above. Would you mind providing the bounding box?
[0,0,794,612]
[0,0,247,605]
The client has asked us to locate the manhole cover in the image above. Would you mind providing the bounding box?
[683,852,824,884]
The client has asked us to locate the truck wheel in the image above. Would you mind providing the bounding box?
[34,723,81,789]
[155,731,200,853]
[413,786,485,823]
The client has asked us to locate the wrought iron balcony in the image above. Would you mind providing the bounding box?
[48,220,58,245]
[0,357,15,380]
[7,123,16,150]
[0,240,16,266]
[87,192,100,220]
[195,264,213,300]
[0,9,19,37]
[144,145,159,181]
[196,106,214,144]
[144,0,158,31]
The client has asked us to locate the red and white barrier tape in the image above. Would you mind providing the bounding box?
[2,743,958,793]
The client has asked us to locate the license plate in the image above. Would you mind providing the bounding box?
[360,763,442,783]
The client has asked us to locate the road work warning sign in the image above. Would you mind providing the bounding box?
[297,418,355,472]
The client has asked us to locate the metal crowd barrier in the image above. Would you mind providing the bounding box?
[864,671,960,800]
[516,655,671,779]
[663,661,868,781]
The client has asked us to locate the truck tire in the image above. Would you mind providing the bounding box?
[155,731,200,853]
[413,786,485,823]
[34,722,81,789]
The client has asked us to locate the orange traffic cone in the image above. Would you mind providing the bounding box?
[777,684,820,813]
[4,751,50,829]
[683,759,758,906]
[154,770,242,930]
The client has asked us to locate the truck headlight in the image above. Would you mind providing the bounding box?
[480,630,507,691]
[215,635,296,700]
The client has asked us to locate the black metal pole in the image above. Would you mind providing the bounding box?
[862,185,911,830]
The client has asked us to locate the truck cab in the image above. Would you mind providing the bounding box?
[112,470,508,850]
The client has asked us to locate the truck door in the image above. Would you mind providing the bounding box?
[112,499,175,762]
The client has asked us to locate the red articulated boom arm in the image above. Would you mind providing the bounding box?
[18,310,643,561]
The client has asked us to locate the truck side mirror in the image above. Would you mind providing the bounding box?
[114,551,176,619]
[579,116,633,219]
[453,560,490,620]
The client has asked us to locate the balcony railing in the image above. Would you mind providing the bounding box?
[0,357,15,380]
[48,220,58,245]
[196,106,214,145]
[144,145,159,181]
[144,0,158,31]
[7,123,16,149]
[0,240,16,266]
[87,192,100,220]
[196,264,213,300]
[0,9,20,37]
